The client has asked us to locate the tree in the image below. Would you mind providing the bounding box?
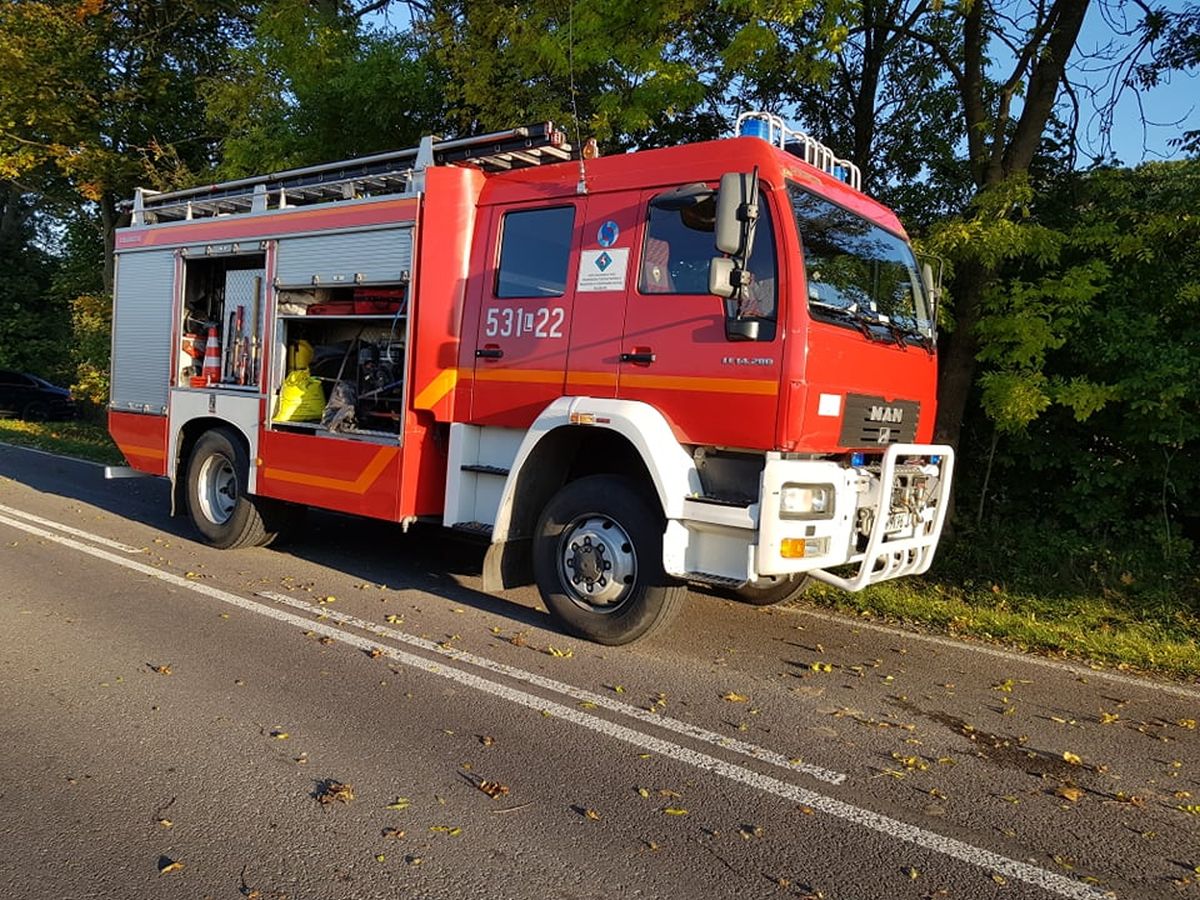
[965,159,1200,557]
[0,1,252,291]
[418,0,844,151]
[205,0,447,175]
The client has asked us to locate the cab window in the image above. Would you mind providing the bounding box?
[495,206,575,299]
[640,191,777,335]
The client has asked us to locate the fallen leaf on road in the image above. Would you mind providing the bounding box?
[738,824,764,840]
[429,825,462,835]
[583,808,601,821]
[366,647,384,659]
[1055,786,1083,802]
[608,684,625,694]
[316,781,354,805]
[157,819,172,828]
[478,735,495,747]
[386,797,411,810]
[318,596,336,604]
[270,730,289,740]
[148,663,172,676]
[158,858,184,874]
[662,807,688,816]
[1178,805,1200,816]
[544,646,573,658]
[374,853,386,862]
[476,780,510,799]
[1178,719,1197,730]
[1099,712,1119,725]
[382,827,405,839]
[810,662,833,673]
[903,867,919,879]
[722,691,749,702]
[991,873,1007,885]
[1062,751,1083,766]
[318,636,334,646]
[385,615,402,624]
[636,787,650,798]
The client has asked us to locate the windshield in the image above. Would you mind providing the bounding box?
[788,184,932,338]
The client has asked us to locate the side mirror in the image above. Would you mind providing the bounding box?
[715,171,758,256]
[709,257,735,298]
[921,259,942,325]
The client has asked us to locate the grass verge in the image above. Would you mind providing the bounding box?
[0,418,124,466]
[803,577,1200,681]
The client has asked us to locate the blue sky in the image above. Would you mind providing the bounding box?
[1072,0,1198,164]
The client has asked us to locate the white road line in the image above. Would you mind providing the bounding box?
[0,441,107,468]
[0,502,142,553]
[255,591,846,786]
[783,606,1200,701]
[0,509,1113,900]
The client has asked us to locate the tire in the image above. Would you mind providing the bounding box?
[533,475,685,645]
[727,574,812,607]
[185,428,277,549]
[22,401,49,422]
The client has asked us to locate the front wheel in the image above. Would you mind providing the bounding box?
[533,475,685,645]
[185,428,278,549]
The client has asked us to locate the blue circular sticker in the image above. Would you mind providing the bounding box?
[597,220,620,247]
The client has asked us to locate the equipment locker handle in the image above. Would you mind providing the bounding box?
[619,350,656,365]
[476,347,504,360]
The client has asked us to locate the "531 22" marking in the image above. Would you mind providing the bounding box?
[484,306,565,339]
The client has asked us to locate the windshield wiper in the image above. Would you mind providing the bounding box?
[809,300,897,345]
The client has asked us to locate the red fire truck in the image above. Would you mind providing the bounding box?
[108,113,953,644]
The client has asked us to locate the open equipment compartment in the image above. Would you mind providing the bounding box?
[178,246,267,391]
[270,287,409,439]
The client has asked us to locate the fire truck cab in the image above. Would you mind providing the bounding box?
[109,114,953,644]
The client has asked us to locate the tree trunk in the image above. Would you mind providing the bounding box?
[934,258,986,446]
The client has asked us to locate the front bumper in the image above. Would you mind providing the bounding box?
[671,444,954,592]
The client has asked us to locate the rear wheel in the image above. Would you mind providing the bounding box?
[727,573,812,607]
[533,475,684,645]
[185,428,277,549]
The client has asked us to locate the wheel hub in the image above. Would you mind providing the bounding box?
[197,455,237,525]
[558,515,636,612]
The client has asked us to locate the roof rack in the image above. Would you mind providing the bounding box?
[734,112,862,191]
[130,122,575,224]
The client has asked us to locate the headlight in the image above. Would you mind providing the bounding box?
[779,483,834,519]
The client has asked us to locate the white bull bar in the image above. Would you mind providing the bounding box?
[807,443,955,592]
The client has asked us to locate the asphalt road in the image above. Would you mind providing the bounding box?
[1,442,1197,900]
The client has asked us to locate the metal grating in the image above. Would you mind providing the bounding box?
[837,394,919,447]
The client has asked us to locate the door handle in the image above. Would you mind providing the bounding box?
[620,351,656,365]
[476,347,504,360]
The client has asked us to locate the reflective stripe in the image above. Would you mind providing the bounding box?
[261,447,396,494]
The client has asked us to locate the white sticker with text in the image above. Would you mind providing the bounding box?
[576,248,630,293]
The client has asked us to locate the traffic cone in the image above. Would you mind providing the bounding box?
[202,325,222,386]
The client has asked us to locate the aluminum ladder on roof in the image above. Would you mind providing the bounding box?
[130,122,576,225]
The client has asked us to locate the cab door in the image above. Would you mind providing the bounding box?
[563,191,644,398]
[470,201,584,426]
[616,188,784,448]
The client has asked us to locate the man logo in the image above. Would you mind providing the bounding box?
[877,427,892,443]
[868,405,903,424]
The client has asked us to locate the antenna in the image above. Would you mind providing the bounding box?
[568,0,587,195]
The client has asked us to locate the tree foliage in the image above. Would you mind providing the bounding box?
[206,0,446,175]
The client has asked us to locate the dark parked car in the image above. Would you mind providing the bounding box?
[0,370,77,421]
